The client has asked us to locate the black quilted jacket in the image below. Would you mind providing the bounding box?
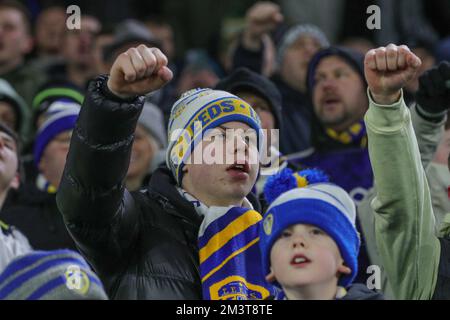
[56,76,260,300]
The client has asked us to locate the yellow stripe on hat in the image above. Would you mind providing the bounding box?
[199,210,261,264]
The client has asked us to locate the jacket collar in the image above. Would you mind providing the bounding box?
[147,166,203,226]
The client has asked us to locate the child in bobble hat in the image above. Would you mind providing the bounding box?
[259,168,383,300]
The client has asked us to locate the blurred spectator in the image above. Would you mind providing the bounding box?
[31,80,84,132]
[46,15,101,89]
[126,103,167,191]
[231,2,330,154]
[0,249,108,299]
[102,19,160,70]
[18,79,84,181]
[34,5,66,60]
[0,105,80,251]
[428,115,450,235]
[340,37,375,55]
[176,49,220,96]
[0,0,46,106]
[293,47,371,197]
[435,37,450,63]
[404,39,437,105]
[166,49,222,127]
[0,122,32,272]
[231,2,283,76]
[413,62,450,234]
[93,28,114,75]
[288,47,373,285]
[144,15,176,62]
[280,0,345,43]
[0,79,31,145]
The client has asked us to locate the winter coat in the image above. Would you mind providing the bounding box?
[56,76,261,299]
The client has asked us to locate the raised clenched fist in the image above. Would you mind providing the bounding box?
[415,61,450,118]
[364,44,422,105]
[243,1,283,51]
[107,45,173,99]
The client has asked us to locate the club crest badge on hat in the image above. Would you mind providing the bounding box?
[263,214,274,236]
[65,265,91,296]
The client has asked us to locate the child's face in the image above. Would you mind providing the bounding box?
[267,224,351,289]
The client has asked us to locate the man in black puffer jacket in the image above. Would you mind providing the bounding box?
[56,45,263,299]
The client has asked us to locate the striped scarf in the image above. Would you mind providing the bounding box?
[325,120,367,148]
[199,207,274,300]
[178,189,274,300]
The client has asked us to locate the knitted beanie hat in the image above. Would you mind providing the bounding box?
[259,168,360,288]
[138,102,167,148]
[0,250,108,300]
[32,81,84,114]
[277,24,329,66]
[306,46,366,93]
[33,104,80,167]
[166,88,262,185]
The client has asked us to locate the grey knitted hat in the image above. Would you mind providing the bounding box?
[138,102,167,148]
[0,250,108,300]
[277,24,330,66]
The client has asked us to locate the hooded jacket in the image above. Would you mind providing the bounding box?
[0,79,31,144]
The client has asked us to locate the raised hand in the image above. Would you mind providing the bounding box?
[243,1,283,50]
[415,61,450,118]
[364,44,422,105]
[107,45,173,99]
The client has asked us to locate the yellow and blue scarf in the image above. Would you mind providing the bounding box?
[198,207,274,300]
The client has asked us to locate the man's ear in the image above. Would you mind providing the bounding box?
[10,172,20,190]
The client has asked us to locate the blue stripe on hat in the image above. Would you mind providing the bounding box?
[33,113,78,167]
[0,250,88,284]
[260,198,360,287]
[0,257,87,299]
[26,274,103,300]
[26,276,64,300]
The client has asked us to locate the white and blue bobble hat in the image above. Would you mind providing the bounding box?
[165,88,262,185]
[260,169,360,287]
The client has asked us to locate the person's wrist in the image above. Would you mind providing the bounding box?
[104,78,138,102]
[369,89,401,105]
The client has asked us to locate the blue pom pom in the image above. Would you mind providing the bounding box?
[263,168,330,205]
[263,168,297,205]
[298,168,329,185]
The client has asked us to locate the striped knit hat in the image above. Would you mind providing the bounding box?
[260,168,360,288]
[277,24,329,66]
[33,104,80,167]
[166,88,262,185]
[0,250,107,300]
